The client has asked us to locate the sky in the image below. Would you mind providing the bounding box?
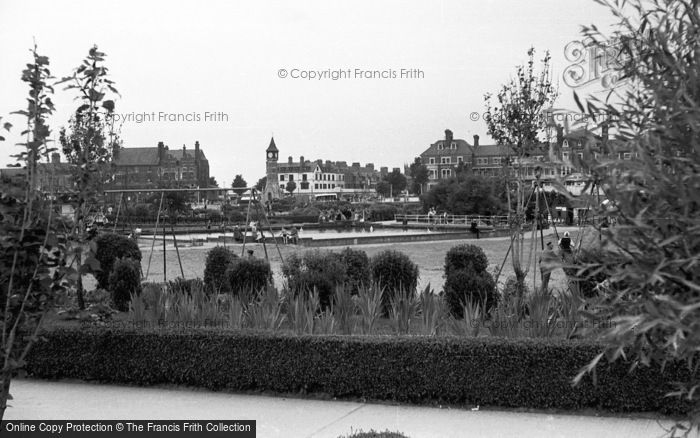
[0,0,619,187]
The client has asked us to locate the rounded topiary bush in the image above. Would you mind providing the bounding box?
[282,251,347,309]
[108,257,142,311]
[95,233,142,289]
[204,246,238,293]
[444,269,497,317]
[443,244,496,317]
[339,247,370,294]
[444,244,489,276]
[370,250,419,313]
[226,258,273,301]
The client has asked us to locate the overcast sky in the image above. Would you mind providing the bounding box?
[0,0,617,186]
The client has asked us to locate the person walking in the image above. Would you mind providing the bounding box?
[470,221,480,239]
[539,241,559,291]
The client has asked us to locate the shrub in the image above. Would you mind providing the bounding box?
[203,246,238,293]
[339,247,370,294]
[94,233,142,289]
[27,328,693,416]
[369,204,397,221]
[108,257,142,311]
[444,244,489,276]
[282,251,347,309]
[443,245,496,317]
[226,258,273,302]
[443,269,497,317]
[370,250,419,314]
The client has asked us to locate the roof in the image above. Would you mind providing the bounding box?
[473,144,514,157]
[266,137,278,153]
[420,138,473,157]
[113,147,159,166]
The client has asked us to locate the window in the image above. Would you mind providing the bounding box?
[280,185,285,190]
[476,157,488,165]
[289,174,294,181]
[302,174,307,181]
[300,182,309,190]
[332,175,335,181]
[457,156,463,163]
[429,170,437,180]
[441,169,451,178]
[563,140,570,149]
[623,152,631,160]
[441,157,451,164]
[314,183,318,189]
[280,175,285,181]
[577,153,583,160]
[332,184,335,188]
[492,157,501,165]
[451,142,456,149]
[437,142,444,150]
[563,152,569,161]
[429,157,435,164]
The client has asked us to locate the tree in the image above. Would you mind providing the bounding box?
[231,174,247,196]
[208,176,218,187]
[285,180,297,195]
[59,45,120,310]
[571,0,700,432]
[375,180,391,198]
[408,157,429,194]
[0,46,70,421]
[422,175,505,215]
[483,47,558,290]
[254,176,267,191]
[383,169,407,197]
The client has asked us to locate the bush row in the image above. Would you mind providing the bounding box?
[26,328,692,415]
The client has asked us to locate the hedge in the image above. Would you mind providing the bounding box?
[26,328,692,415]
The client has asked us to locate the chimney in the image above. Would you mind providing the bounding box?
[157,141,165,163]
[380,166,388,174]
[366,163,374,170]
[183,144,186,154]
[445,129,453,143]
[300,156,304,164]
[194,141,201,184]
[556,125,564,146]
[51,152,60,164]
[352,162,360,168]
[473,135,479,147]
[288,156,293,164]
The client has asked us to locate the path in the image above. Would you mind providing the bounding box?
[7,379,671,438]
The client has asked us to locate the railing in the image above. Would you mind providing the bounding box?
[394,214,510,228]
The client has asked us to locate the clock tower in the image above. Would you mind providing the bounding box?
[263,137,283,201]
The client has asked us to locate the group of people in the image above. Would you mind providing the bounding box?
[279,226,299,244]
[427,207,448,224]
[538,231,573,291]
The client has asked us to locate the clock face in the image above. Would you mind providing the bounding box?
[267,152,273,159]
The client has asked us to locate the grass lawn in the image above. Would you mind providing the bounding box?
[137,226,586,294]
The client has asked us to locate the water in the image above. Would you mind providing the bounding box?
[138,226,459,245]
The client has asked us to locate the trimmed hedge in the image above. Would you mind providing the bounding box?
[26,328,692,415]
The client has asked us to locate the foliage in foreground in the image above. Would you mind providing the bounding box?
[572,0,700,432]
[338,430,410,438]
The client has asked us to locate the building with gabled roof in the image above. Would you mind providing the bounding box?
[262,136,381,201]
[110,141,210,191]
